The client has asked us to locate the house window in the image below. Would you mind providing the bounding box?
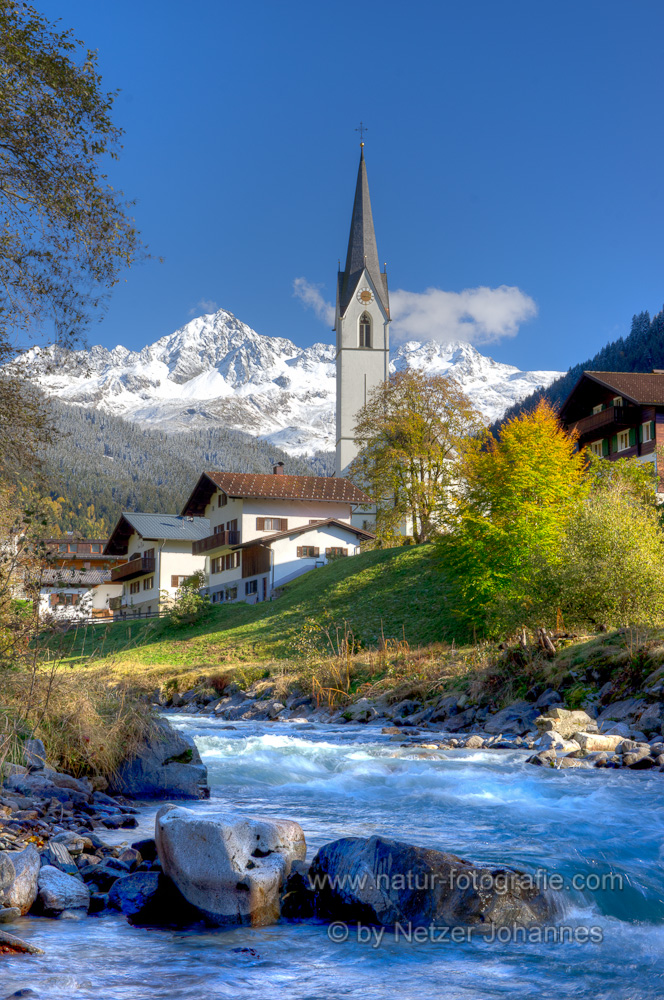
[129,581,140,595]
[325,547,348,557]
[297,546,320,558]
[256,517,287,531]
[143,577,154,590]
[58,542,67,552]
[218,493,227,507]
[245,580,258,595]
[61,593,80,606]
[214,524,225,535]
[592,404,603,415]
[612,397,623,407]
[225,551,240,571]
[643,421,654,443]
[91,544,101,553]
[226,519,238,532]
[589,440,604,457]
[211,591,224,604]
[170,575,188,588]
[211,557,223,574]
[225,587,237,601]
[359,312,372,348]
[144,548,155,559]
[617,429,630,452]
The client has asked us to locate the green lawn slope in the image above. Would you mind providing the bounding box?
[57,544,449,670]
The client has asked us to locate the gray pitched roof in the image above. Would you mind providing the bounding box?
[121,512,210,540]
[338,146,389,317]
[104,512,211,555]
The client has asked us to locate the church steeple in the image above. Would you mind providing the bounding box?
[334,140,390,479]
[338,145,389,317]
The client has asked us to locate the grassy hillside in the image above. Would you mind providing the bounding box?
[55,544,448,673]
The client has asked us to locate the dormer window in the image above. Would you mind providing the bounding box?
[359,313,372,348]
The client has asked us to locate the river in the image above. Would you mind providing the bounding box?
[2,714,664,999]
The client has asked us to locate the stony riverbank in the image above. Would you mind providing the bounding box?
[160,678,664,773]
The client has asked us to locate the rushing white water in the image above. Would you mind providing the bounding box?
[3,715,664,999]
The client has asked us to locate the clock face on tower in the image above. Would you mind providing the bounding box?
[357,288,374,305]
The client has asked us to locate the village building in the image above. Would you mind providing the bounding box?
[104,513,210,616]
[38,537,122,620]
[180,463,373,603]
[560,371,664,485]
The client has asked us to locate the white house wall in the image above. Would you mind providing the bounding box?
[120,532,206,612]
[269,523,362,589]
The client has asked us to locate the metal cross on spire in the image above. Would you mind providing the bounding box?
[355,121,368,143]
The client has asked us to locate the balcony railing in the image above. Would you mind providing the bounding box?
[569,405,638,440]
[110,555,155,582]
[192,530,240,555]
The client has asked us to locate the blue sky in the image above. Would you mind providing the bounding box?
[37,0,664,372]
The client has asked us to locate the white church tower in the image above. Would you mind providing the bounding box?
[335,143,390,477]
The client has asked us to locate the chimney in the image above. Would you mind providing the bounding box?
[273,461,285,475]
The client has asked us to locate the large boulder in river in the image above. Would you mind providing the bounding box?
[108,871,201,926]
[108,719,209,800]
[0,847,40,915]
[155,805,306,926]
[484,701,540,735]
[310,836,555,930]
[36,866,90,917]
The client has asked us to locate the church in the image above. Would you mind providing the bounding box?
[334,141,390,478]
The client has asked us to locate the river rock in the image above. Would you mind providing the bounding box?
[344,699,377,723]
[623,752,656,769]
[108,719,209,800]
[0,929,44,955]
[638,702,664,732]
[310,836,554,929]
[107,871,200,925]
[0,907,20,923]
[37,865,90,917]
[535,708,595,739]
[535,689,563,710]
[571,732,623,752]
[155,805,306,926]
[0,853,16,893]
[525,750,556,766]
[441,709,476,732]
[0,847,40,915]
[464,735,485,749]
[484,701,540,736]
[23,738,46,770]
[598,699,646,725]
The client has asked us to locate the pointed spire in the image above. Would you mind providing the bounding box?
[339,145,389,316]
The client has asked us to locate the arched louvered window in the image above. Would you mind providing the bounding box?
[359,312,372,348]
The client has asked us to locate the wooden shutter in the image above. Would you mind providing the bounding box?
[297,546,302,557]
[325,548,331,557]
[256,518,265,530]
[280,518,288,530]
[611,435,617,454]
[629,427,637,447]
[314,547,320,557]
[652,421,656,440]
[171,575,178,588]
[602,439,609,457]
[343,548,348,556]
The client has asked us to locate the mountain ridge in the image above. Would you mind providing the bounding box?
[23,308,563,454]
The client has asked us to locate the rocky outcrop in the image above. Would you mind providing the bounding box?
[0,847,40,915]
[108,719,209,800]
[310,836,555,930]
[155,805,306,926]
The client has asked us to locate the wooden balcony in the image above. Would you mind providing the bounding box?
[110,555,155,582]
[192,530,240,555]
[569,405,639,441]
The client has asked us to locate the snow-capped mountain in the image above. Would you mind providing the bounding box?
[22,308,562,456]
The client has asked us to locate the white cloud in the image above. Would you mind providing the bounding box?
[189,298,219,317]
[390,285,537,345]
[293,277,537,347]
[292,278,335,327]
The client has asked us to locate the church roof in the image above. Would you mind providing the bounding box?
[338,146,389,317]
